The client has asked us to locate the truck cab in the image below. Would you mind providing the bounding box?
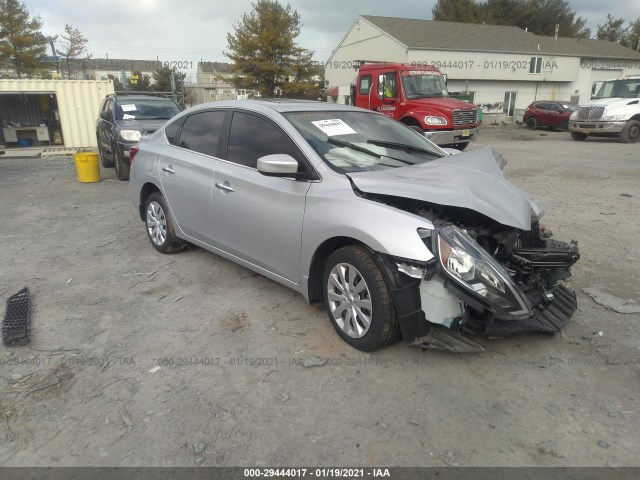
[353,63,479,150]
[568,75,640,143]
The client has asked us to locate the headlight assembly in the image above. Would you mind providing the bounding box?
[434,225,531,318]
[424,116,448,126]
[120,129,142,142]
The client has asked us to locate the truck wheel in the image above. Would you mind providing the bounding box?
[526,117,537,130]
[571,132,588,141]
[620,120,640,144]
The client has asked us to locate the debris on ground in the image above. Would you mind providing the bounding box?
[582,287,640,314]
[275,392,290,402]
[444,450,459,466]
[2,287,31,346]
[302,356,326,368]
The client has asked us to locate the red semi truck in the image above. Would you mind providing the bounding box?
[350,62,480,150]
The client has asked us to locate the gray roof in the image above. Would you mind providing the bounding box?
[198,61,233,74]
[362,15,640,60]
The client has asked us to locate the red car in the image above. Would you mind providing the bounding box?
[523,101,577,131]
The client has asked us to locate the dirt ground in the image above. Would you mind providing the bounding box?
[0,125,639,467]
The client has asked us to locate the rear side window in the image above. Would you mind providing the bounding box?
[225,111,299,169]
[177,110,226,156]
[164,118,184,146]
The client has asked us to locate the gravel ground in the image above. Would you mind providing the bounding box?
[0,125,638,467]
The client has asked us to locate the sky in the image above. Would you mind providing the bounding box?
[27,0,640,82]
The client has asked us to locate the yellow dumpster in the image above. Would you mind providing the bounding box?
[73,152,100,183]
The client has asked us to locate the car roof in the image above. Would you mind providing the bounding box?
[184,99,367,115]
[531,100,576,105]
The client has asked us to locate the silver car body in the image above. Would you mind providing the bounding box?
[130,100,579,351]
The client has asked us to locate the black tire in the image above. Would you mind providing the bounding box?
[113,144,130,181]
[620,120,640,144]
[561,120,569,132]
[526,117,537,130]
[571,131,588,141]
[323,245,399,352]
[409,125,424,135]
[98,138,114,168]
[143,192,183,254]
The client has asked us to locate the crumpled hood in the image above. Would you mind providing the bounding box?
[347,147,544,230]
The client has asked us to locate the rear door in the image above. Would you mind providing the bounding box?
[159,110,228,245]
[211,110,312,283]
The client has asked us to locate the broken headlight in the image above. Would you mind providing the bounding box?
[435,225,531,318]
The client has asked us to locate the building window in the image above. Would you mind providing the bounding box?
[503,91,517,116]
[210,90,216,98]
[529,57,542,74]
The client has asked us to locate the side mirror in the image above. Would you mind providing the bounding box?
[257,154,300,177]
[377,74,385,99]
[100,111,110,120]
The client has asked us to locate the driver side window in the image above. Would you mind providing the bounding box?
[383,73,398,99]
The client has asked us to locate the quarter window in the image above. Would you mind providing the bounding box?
[177,110,226,156]
[164,118,184,146]
[226,111,300,169]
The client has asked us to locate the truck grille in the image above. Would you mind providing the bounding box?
[576,106,605,120]
[452,109,477,126]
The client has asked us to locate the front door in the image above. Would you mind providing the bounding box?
[211,110,311,283]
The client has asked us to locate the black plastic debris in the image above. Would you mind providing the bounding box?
[3,287,31,346]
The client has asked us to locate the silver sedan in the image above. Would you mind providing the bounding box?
[130,100,579,352]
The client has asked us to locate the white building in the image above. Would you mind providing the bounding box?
[326,16,640,118]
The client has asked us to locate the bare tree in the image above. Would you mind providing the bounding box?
[58,23,89,79]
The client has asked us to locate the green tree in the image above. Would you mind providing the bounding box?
[282,48,324,99]
[225,0,317,98]
[431,0,481,23]
[57,23,89,79]
[0,0,47,78]
[596,14,626,43]
[623,18,640,50]
[151,66,186,93]
[433,0,590,38]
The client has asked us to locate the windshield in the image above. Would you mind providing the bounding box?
[401,71,449,99]
[593,79,640,99]
[115,98,181,120]
[282,111,444,173]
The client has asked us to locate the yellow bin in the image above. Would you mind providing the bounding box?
[73,152,100,183]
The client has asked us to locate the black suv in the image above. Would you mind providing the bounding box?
[96,93,182,180]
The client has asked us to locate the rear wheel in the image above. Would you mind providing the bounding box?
[113,144,130,181]
[620,120,640,144]
[526,117,537,130]
[144,192,183,254]
[571,131,588,141]
[323,246,398,352]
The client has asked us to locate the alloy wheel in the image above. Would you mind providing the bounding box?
[326,263,373,338]
[146,201,167,246]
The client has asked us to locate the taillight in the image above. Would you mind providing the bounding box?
[129,146,139,163]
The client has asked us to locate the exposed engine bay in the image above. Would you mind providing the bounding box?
[361,192,580,352]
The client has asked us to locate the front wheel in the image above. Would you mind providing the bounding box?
[561,120,569,132]
[526,117,537,130]
[620,120,640,144]
[571,131,588,141]
[144,192,184,254]
[323,246,399,351]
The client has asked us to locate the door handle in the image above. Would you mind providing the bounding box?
[162,166,175,174]
[215,182,235,193]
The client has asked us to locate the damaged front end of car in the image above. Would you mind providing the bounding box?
[377,218,579,352]
[349,148,580,352]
